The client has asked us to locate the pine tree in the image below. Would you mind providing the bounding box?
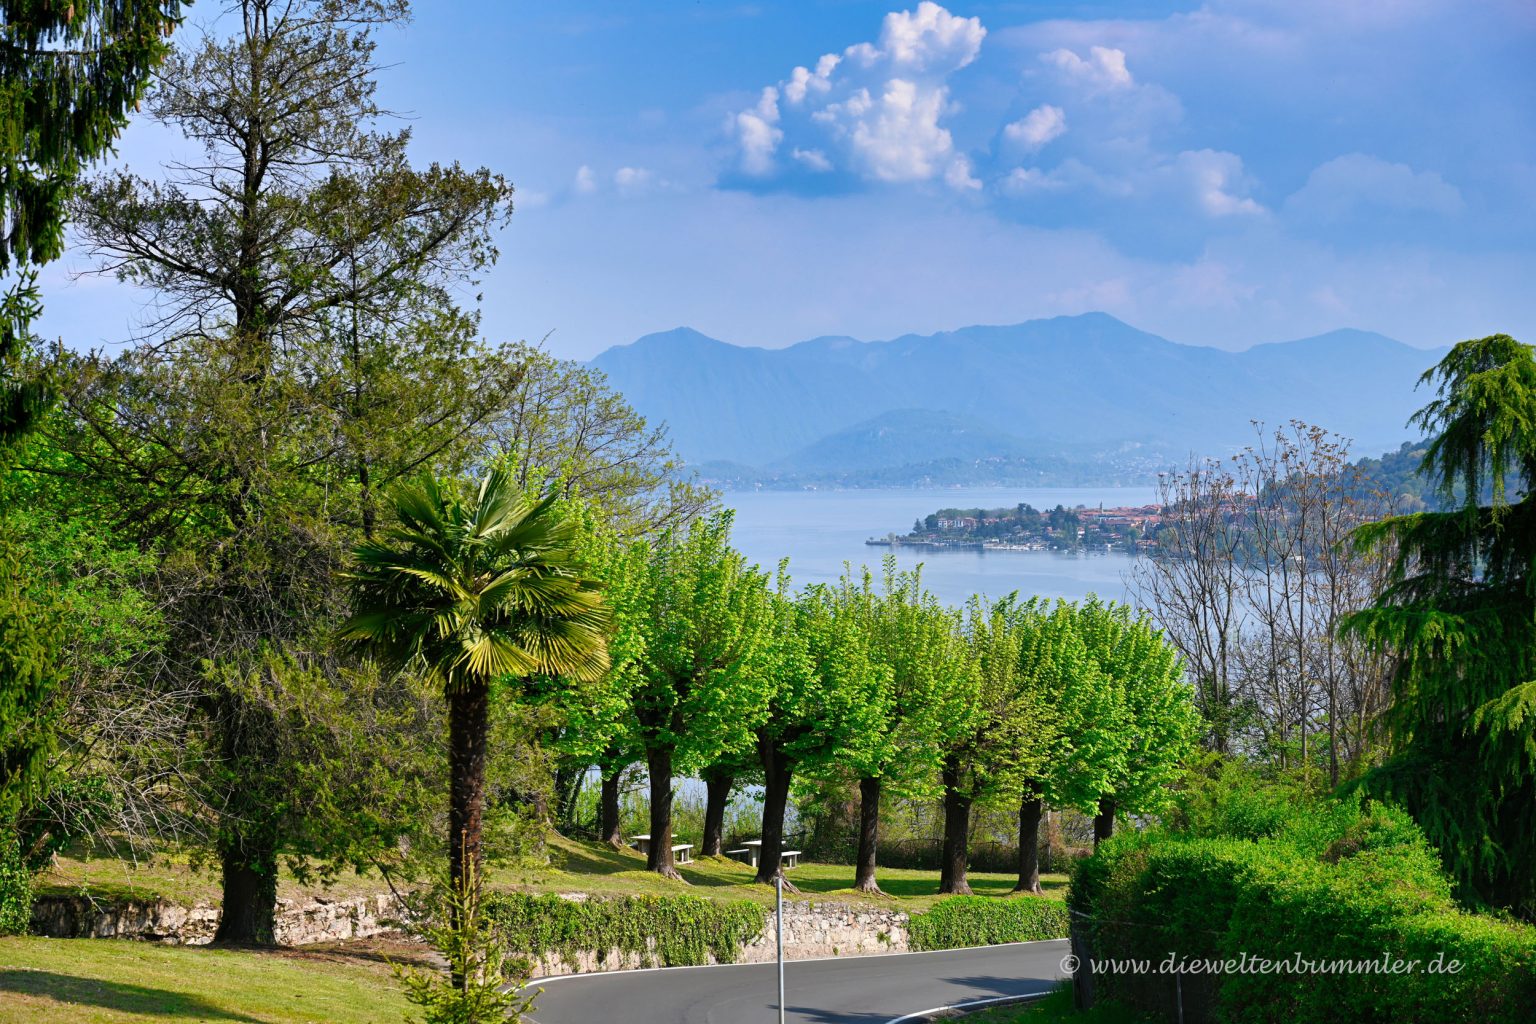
[1343,334,1536,919]
[0,0,181,446]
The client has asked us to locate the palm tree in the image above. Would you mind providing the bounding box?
[337,469,609,899]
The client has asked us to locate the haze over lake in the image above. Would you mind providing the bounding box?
[726,486,1157,608]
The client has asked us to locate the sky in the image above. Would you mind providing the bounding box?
[37,0,1536,361]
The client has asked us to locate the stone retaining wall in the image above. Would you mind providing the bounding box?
[31,890,912,974]
[30,891,410,946]
[526,899,911,977]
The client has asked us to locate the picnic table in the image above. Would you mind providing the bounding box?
[629,834,694,863]
[726,839,800,869]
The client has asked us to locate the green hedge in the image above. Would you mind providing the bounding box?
[1070,786,1536,1023]
[0,836,31,935]
[908,894,1070,951]
[484,892,766,969]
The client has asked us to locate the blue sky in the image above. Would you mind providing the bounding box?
[39,0,1536,360]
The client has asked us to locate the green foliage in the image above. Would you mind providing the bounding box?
[0,553,64,830]
[395,863,533,1024]
[633,512,774,770]
[0,831,33,935]
[0,0,182,445]
[339,472,610,696]
[1071,777,1536,1023]
[1342,334,1536,917]
[484,891,767,968]
[907,895,1070,951]
[1066,598,1202,817]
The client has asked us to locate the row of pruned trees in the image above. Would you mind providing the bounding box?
[539,513,1203,895]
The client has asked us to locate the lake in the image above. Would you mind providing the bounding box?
[724,486,1157,607]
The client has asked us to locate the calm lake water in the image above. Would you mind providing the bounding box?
[724,486,1156,607]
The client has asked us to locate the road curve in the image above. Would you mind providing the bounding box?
[524,938,1070,1024]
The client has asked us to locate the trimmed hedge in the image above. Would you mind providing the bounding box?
[1070,786,1536,1023]
[484,892,765,969]
[908,894,1070,951]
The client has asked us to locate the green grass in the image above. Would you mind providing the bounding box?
[490,835,1069,912]
[0,936,419,1024]
[37,851,389,906]
[38,834,1069,915]
[962,984,1158,1023]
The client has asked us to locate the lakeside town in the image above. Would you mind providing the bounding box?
[869,502,1164,554]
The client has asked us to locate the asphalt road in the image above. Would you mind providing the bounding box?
[524,938,1070,1024]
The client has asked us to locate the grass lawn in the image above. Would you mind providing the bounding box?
[0,936,422,1024]
[42,835,1069,914]
[963,985,1157,1023]
[490,835,1070,912]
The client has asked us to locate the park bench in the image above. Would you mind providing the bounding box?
[733,840,801,869]
[629,834,693,863]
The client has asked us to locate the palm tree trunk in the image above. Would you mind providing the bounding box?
[702,767,733,857]
[448,682,491,906]
[645,745,683,880]
[1014,790,1044,895]
[853,776,884,894]
[938,758,973,895]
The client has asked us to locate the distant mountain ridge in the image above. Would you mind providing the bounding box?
[589,313,1442,486]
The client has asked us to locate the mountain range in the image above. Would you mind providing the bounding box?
[588,313,1442,487]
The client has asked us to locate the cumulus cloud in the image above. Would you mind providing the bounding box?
[1284,153,1463,221]
[734,87,783,175]
[1176,149,1265,217]
[728,2,985,191]
[573,165,597,194]
[1044,45,1133,92]
[614,166,654,193]
[1003,104,1067,150]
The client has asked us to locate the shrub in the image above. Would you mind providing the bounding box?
[483,892,765,969]
[0,835,32,935]
[1071,781,1536,1023]
[908,895,1070,951]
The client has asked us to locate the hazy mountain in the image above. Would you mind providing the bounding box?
[590,313,1441,484]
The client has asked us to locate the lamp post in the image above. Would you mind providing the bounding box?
[776,872,786,1024]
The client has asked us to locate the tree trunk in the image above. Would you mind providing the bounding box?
[853,776,884,895]
[1093,796,1116,848]
[600,769,623,847]
[448,683,491,907]
[754,736,797,888]
[213,840,277,944]
[938,758,973,895]
[702,768,733,857]
[645,746,683,880]
[1014,791,1044,895]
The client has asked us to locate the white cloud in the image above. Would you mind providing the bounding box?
[1285,153,1463,220]
[1000,166,1067,195]
[1004,104,1067,150]
[1044,45,1133,91]
[945,154,982,191]
[574,165,598,194]
[1176,149,1265,217]
[792,147,834,172]
[729,3,985,187]
[867,1,986,72]
[614,166,653,193]
[734,86,784,176]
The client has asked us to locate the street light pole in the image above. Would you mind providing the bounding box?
[776,871,786,1024]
